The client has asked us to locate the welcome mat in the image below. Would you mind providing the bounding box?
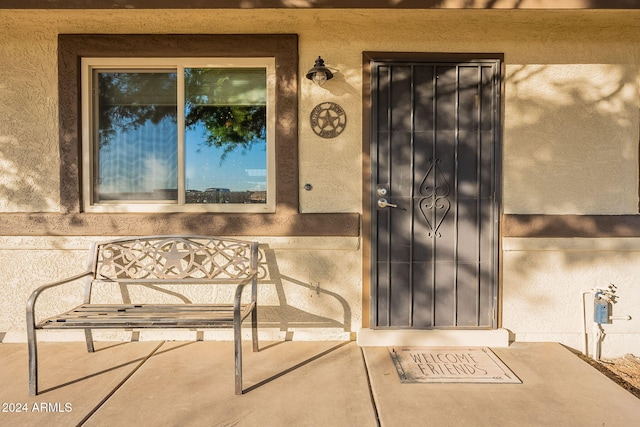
[389,347,521,384]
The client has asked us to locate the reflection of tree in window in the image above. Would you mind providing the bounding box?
[97,68,266,160]
[185,68,266,162]
[98,72,178,149]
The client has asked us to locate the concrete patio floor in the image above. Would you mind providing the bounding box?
[0,341,638,426]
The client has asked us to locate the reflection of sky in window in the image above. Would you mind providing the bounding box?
[98,120,266,195]
[185,123,266,192]
[99,117,178,197]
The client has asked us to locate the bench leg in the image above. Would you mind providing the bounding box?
[84,329,95,353]
[26,321,38,395]
[234,314,243,395]
[251,306,259,353]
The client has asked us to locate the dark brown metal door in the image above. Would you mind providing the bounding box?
[370,57,501,329]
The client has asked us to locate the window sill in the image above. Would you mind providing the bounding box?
[84,203,276,214]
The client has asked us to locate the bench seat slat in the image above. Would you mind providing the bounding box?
[74,304,244,312]
[37,303,255,329]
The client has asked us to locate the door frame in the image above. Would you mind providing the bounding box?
[361,51,505,329]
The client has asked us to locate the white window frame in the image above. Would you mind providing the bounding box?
[81,57,276,213]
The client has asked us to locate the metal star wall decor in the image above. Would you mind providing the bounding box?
[310,102,347,138]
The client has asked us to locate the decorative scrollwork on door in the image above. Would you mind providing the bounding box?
[418,158,451,238]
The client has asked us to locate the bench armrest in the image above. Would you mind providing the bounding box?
[233,270,258,314]
[26,271,94,328]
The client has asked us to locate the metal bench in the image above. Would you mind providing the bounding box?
[26,235,259,396]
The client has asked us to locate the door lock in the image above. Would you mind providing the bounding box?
[377,198,398,209]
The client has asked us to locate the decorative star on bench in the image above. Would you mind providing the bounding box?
[160,241,193,275]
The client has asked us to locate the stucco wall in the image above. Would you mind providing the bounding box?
[503,238,640,358]
[1,9,639,356]
[504,64,639,214]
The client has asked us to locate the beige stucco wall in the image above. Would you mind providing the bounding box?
[504,63,639,214]
[1,9,639,356]
[503,238,640,358]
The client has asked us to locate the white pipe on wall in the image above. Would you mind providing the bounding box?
[581,291,594,357]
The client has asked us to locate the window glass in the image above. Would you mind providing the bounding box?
[83,58,274,212]
[96,71,178,202]
[184,68,267,204]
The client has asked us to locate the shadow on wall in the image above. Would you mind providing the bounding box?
[505,63,637,217]
[257,244,352,338]
[504,63,638,276]
[0,135,59,212]
[104,243,352,340]
[502,63,639,330]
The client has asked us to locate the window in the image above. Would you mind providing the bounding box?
[81,58,276,213]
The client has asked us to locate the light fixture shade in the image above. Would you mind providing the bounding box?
[312,71,328,86]
[306,56,334,86]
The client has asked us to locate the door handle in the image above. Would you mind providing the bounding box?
[377,198,398,208]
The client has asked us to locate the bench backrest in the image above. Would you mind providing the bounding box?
[89,236,258,283]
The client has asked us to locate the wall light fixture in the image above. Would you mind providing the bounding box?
[305,56,334,86]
